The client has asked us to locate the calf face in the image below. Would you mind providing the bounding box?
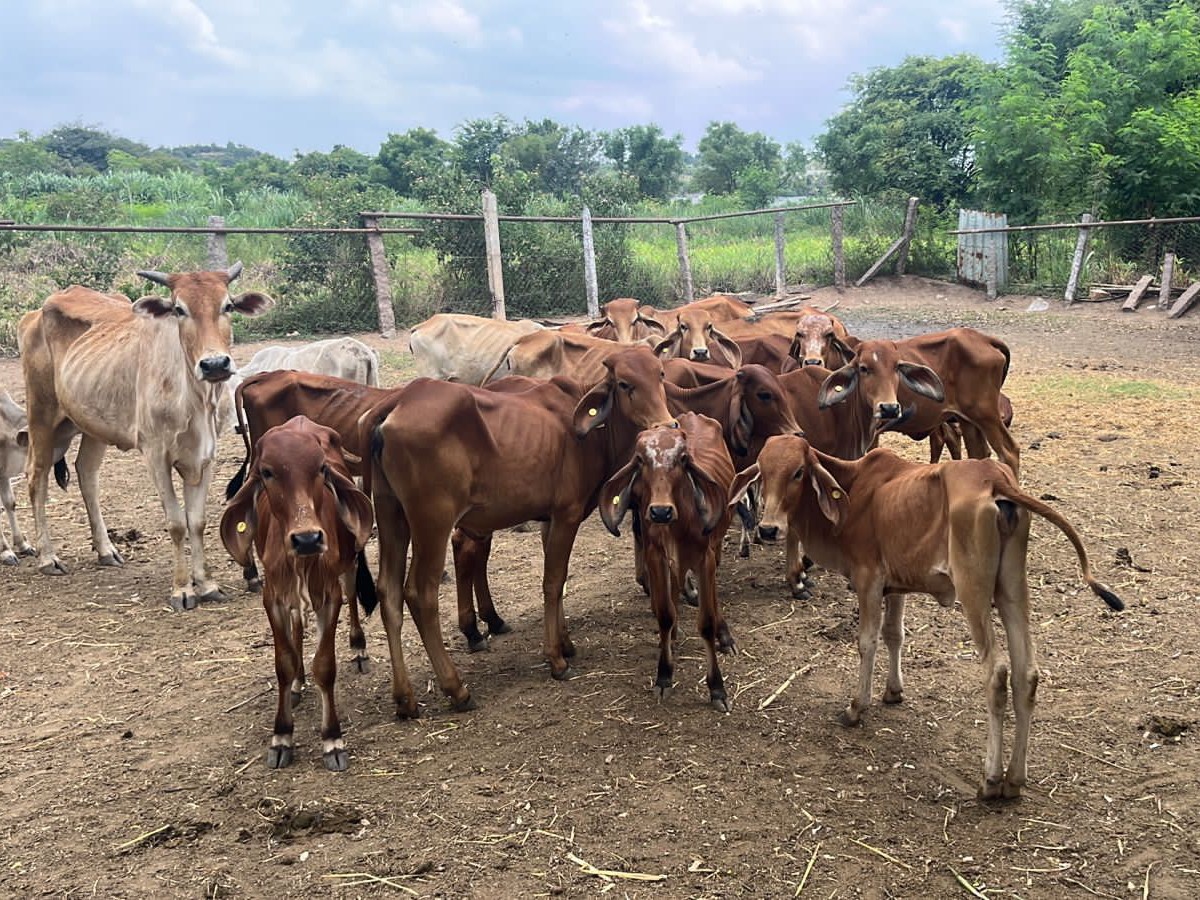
[573,346,677,438]
[817,340,944,428]
[790,312,852,368]
[585,298,666,343]
[656,309,742,366]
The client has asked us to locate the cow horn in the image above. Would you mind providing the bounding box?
[226,261,244,283]
[136,269,172,287]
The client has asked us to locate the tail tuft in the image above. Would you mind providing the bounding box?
[1095,584,1124,612]
[53,458,70,490]
[225,463,246,501]
[355,551,378,616]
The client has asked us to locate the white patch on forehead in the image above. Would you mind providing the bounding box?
[643,430,684,468]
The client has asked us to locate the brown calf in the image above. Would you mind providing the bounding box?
[600,413,739,711]
[573,298,667,343]
[733,436,1123,799]
[220,416,373,771]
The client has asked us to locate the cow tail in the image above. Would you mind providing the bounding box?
[225,380,253,501]
[995,483,1124,611]
[54,457,70,490]
[355,550,378,616]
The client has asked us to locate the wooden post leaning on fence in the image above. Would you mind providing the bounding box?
[831,205,845,292]
[1158,252,1175,311]
[1064,213,1093,304]
[581,206,599,319]
[206,216,228,270]
[675,222,695,303]
[773,212,787,298]
[895,197,919,275]
[481,189,507,320]
[361,215,396,339]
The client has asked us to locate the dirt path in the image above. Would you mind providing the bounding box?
[1,276,1197,898]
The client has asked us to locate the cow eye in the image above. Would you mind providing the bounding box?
[793,467,805,480]
[858,364,869,374]
[221,302,234,314]
[756,390,773,402]
[679,323,688,332]
[173,305,186,318]
[618,380,632,392]
[260,467,274,480]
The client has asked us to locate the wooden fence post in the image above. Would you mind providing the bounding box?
[1064,213,1093,304]
[773,212,786,298]
[206,216,228,270]
[361,215,396,339]
[895,197,918,275]
[1158,252,1176,310]
[581,205,599,319]
[481,189,507,320]
[675,222,694,303]
[831,205,845,292]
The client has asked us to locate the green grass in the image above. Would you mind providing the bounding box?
[1027,373,1193,401]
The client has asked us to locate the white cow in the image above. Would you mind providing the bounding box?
[0,390,34,565]
[19,262,273,610]
[409,313,545,385]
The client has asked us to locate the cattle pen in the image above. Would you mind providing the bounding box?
[0,276,1196,898]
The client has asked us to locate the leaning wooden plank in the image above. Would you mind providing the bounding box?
[1167,282,1200,318]
[854,235,907,287]
[1121,275,1155,311]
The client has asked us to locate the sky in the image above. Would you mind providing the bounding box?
[2,0,1008,158]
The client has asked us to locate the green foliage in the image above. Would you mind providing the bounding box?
[817,54,991,210]
[374,128,450,196]
[41,124,149,174]
[693,122,782,196]
[602,125,684,200]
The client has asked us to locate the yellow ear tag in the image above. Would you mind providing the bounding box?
[834,385,844,392]
[612,496,620,505]
[237,521,248,533]
[588,408,598,416]
[830,490,842,499]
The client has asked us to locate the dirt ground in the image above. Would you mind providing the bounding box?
[1,276,1197,899]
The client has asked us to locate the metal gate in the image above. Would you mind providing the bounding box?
[957,209,1007,293]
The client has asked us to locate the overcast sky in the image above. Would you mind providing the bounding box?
[2,0,1008,158]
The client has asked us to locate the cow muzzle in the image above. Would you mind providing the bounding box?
[757,523,781,542]
[690,347,710,361]
[648,504,675,524]
[289,529,327,556]
[876,402,902,420]
[803,357,823,367]
[198,355,234,382]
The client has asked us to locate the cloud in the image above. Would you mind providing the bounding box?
[387,0,486,48]
[130,0,241,66]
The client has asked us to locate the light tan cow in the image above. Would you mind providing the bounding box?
[562,298,666,343]
[409,313,544,384]
[19,263,273,610]
[733,435,1123,799]
[482,329,659,384]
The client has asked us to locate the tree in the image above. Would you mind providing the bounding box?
[374,128,449,196]
[291,145,373,183]
[693,122,781,196]
[0,133,69,177]
[452,116,515,186]
[498,119,599,197]
[40,124,148,174]
[603,124,684,200]
[816,54,991,209]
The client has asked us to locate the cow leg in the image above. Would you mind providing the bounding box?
[182,468,227,604]
[646,547,676,703]
[74,435,123,567]
[881,593,906,704]
[996,535,1037,799]
[785,527,812,600]
[981,419,1021,479]
[840,581,884,726]
[27,418,69,575]
[452,530,503,652]
[313,591,348,771]
[472,534,511,638]
[541,518,583,679]
[264,593,298,769]
[696,551,730,712]
[0,477,33,563]
[144,455,196,610]
[406,525,474,711]
[340,568,368,673]
[372,486,419,718]
[243,553,263,593]
[631,510,649,596]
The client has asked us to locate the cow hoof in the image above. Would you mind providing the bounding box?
[395,704,421,720]
[323,749,349,772]
[0,551,17,566]
[199,587,230,604]
[487,618,512,636]
[551,664,573,682]
[978,778,1006,801]
[39,558,69,576]
[654,682,673,703]
[169,592,199,612]
[882,689,904,705]
[838,708,863,728]
[17,544,36,557]
[718,635,738,655]
[98,550,124,567]
[451,694,477,713]
[711,694,731,713]
[266,745,293,769]
[738,544,750,559]
[790,584,812,601]
[1001,781,1024,800]
[467,635,490,653]
[245,577,262,594]
[352,654,371,674]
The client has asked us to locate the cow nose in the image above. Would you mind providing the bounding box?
[648,505,675,524]
[290,530,325,556]
[758,524,780,542]
[878,402,901,419]
[691,347,709,360]
[199,355,233,379]
[803,357,823,367]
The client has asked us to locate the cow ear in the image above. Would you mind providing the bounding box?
[710,328,743,368]
[898,361,945,402]
[685,457,727,535]
[132,296,175,318]
[818,364,858,409]
[220,472,261,567]
[653,331,681,358]
[325,466,374,552]
[806,446,848,529]
[728,464,760,507]
[727,371,753,457]
[599,458,639,536]
[787,332,804,360]
[584,319,609,333]
[231,291,274,317]
[829,335,856,367]
[637,315,667,337]
[573,381,613,437]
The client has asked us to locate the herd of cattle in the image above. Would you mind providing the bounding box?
[0,264,1123,801]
